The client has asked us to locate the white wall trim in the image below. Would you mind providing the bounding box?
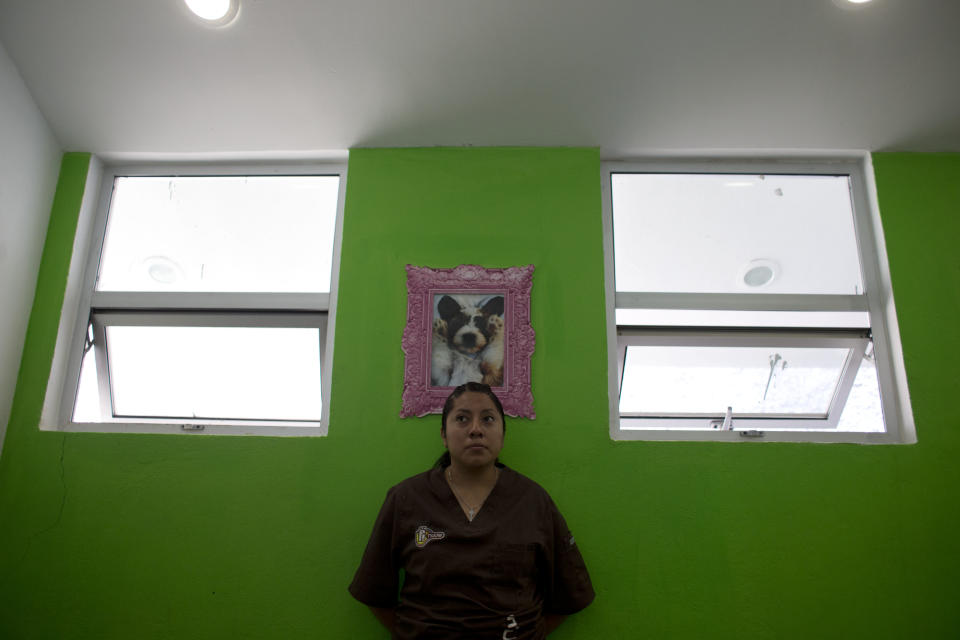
[601,153,916,444]
[41,156,99,428]
[40,158,347,437]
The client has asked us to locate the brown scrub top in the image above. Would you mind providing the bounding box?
[349,464,594,639]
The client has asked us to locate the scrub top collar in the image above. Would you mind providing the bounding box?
[430,462,511,524]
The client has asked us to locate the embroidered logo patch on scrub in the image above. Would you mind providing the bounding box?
[414,525,446,548]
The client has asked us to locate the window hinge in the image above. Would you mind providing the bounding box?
[739,430,765,438]
[181,424,205,432]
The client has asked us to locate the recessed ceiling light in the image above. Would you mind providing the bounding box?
[184,0,239,26]
[833,0,877,11]
[741,259,779,289]
[143,256,184,284]
[833,0,874,9]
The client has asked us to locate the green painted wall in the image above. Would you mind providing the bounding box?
[0,148,957,639]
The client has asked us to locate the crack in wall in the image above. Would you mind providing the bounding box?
[15,433,68,568]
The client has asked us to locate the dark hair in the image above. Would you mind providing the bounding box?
[435,382,506,468]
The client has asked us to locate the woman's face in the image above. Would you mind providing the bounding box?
[442,391,504,470]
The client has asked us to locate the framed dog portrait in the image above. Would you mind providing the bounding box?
[400,264,535,418]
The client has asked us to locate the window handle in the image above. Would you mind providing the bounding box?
[721,406,732,430]
[710,406,734,430]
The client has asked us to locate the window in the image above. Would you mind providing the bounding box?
[49,163,346,436]
[601,159,915,443]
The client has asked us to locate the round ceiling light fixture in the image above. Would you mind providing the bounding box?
[832,0,874,10]
[740,259,780,289]
[143,256,185,285]
[183,0,240,26]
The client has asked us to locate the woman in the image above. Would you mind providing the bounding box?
[349,382,594,639]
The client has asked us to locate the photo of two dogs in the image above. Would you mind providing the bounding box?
[431,294,505,387]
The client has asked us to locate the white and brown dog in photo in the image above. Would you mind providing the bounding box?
[431,294,505,387]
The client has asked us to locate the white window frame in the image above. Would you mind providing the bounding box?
[42,160,347,436]
[601,156,916,444]
[618,327,869,430]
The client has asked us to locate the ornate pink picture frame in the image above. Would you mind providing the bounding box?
[400,264,535,418]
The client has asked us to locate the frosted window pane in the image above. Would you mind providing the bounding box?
[620,345,849,416]
[612,174,864,295]
[97,176,339,293]
[836,355,884,432]
[106,326,322,421]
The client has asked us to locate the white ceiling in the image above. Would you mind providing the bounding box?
[1,0,958,157]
